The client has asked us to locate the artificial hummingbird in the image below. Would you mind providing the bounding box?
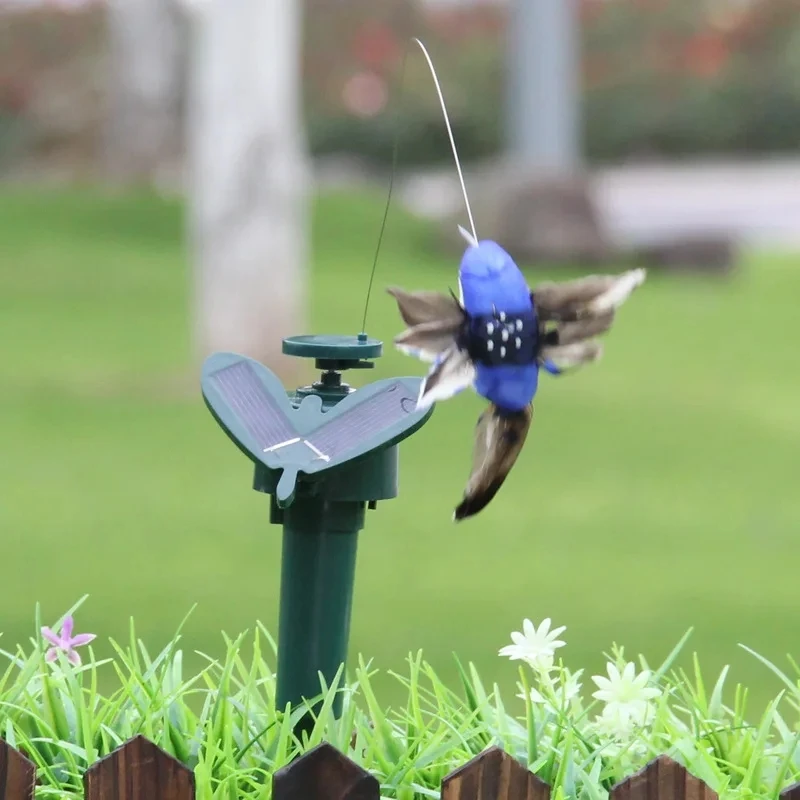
[378,38,646,520]
[387,228,646,522]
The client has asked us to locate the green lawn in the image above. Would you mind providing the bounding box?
[1,186,798,714]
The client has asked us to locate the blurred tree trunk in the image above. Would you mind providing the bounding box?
[187,0,309,376]
[105,0,186,186]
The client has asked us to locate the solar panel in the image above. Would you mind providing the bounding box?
[306,382,411,462]
[201,352,433,507]
[211,360,296,451]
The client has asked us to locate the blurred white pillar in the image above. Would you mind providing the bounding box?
[187,0,309,375]
[507,0,582,171]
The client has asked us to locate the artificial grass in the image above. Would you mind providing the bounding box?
[2,604,799,799]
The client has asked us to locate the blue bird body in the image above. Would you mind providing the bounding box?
[458,240,542,413]
[458,241,531,315]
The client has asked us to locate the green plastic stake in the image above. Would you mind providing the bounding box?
[200,333,433,725]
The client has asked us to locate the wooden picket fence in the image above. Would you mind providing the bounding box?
[2,734,800,800]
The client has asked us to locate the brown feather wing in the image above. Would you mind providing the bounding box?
[386,286,465,328]
[552,312,615,345]
[533,275,618,319]
[394,318,464,356]
[532,269,646,322]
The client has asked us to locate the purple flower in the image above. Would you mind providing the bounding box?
[41,616,96,666]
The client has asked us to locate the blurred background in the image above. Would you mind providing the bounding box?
[1,0,799,712]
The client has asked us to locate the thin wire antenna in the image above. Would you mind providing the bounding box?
[412,37,478,244]
[359,49,409,336]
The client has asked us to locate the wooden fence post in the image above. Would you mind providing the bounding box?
[441,746,551,800]
[610,755,717,800]
[272,742,380,800]
[0,740,35,800]
[83,734,195,800]
[781,779,800,800]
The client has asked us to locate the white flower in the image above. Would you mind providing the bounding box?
[518,668,583,712]
[556,668,583,703]
[591,661,660,727]
[499,618,566,671]
[591,707,650,758]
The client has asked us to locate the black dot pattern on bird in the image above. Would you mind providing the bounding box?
[460,310,539,368]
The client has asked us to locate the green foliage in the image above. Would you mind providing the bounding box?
[302,0,800,165]
[579,0,800,160]
[3,600,800,798]
[3,1,800,169]
[307,109,500,168]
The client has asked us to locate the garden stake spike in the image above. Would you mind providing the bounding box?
[201,336,432,732]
